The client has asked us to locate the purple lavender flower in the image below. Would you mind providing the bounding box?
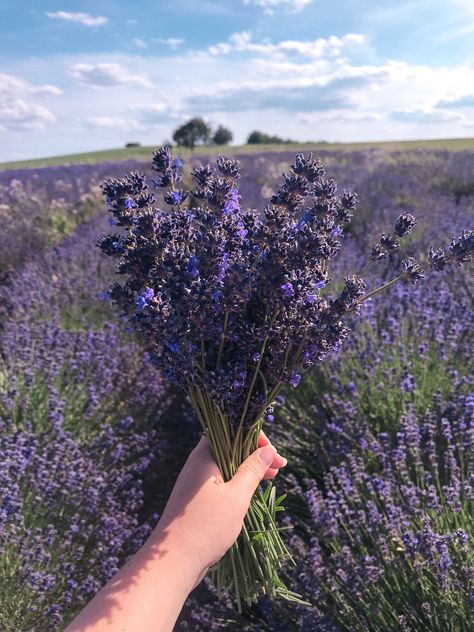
[401,257,425,283]
[289,372,301,388]
[223,188,240,214]
[167,190,183,205]
[394,213,417,237]
[281,282,295,297]
[135,287,154,310]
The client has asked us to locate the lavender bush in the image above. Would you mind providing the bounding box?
[0,216,180,631]
[0,160,151,283]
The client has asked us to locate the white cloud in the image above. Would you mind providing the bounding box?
[0,98,55,131]
[68,63,152,88]
[436,93,474,108]
[85,116,138,130]
[299,111,384,124]
[207,31,365,58]
[0,73,62,96]
[0,73,59,132]
[46,11,109,27]
[128,102,185,125]
[133,38,147,49]
[154,37,185,47]
[243,0,313,14]
[390,108,465,124]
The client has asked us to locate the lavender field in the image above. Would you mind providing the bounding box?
[0,148,473,631]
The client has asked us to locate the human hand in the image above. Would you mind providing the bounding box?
[153,431,287,591]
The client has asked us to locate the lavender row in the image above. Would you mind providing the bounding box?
[0,160,150,282]
[0,215,196,631]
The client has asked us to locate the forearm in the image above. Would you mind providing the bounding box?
[65,527,198,632]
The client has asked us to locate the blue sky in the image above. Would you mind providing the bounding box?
[1,0,473,160]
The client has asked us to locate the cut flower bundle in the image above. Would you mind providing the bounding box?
[98,147,473,610]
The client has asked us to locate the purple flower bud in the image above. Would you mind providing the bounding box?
[236,220,248,238]
[135,296,147,310]
[135,287,154,310]
[289,371,301,387]
[401,257,425,284]
[428,247,448,271]
[169,191,182,205]
[223,188,240,214]
[281,282,295,297]
[394,213,417,237]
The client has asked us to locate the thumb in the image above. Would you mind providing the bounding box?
[228,444,276,506]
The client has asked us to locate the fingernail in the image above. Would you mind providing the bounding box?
[258,444,275,466]
[281,457,288,467]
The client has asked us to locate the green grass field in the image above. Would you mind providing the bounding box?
[1,137,473,171]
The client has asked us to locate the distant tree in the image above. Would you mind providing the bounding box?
[247,130,296,145]
[125,142,141,147]
[247,130,269,144]
[212,125,233,145]
[172,117,211,149]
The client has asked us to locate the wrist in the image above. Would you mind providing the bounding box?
[147,521,203,596]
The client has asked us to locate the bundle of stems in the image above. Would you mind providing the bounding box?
[188,383,309,610]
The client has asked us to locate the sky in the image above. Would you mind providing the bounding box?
[0,0,473,161]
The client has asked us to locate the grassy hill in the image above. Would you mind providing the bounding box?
[1,137,474,171]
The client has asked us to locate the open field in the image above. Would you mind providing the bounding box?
[1,136,474,170]
[0,146,473,631]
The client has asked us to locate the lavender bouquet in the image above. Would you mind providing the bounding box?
[98,146,472,610]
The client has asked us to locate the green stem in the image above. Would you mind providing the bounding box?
[356,273,404,305]
[231,335,269,464]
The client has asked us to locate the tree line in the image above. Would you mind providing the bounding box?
[125,117,298,149]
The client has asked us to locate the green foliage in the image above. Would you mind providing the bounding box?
[247,130,296,145]
[437,177,474,204]
[212,125,233,145]
[32,199,96,249]
[173,117,212,148]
